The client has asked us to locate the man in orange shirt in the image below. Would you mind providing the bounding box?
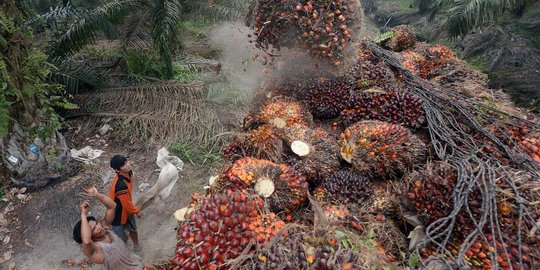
[109,154,142,252]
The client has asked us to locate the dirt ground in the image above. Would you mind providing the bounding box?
[0,129,213,270]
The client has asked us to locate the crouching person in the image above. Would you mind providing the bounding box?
[73,185,143,270]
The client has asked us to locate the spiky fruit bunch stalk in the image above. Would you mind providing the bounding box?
[250,0,356,65]
[518,133,540,164]
[304,77,353,119]
[170,190,262,270]
[345,61,396,89]
[257,98,312,128]
[282,124,341,183]
[247,212,287,243]
[406,162,457,226]
[383,25,416,52]
[322,170,373,204]
[338,120,426,179]
[340,89,425,128]
[218,157,308,212]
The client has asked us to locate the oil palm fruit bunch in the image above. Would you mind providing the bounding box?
[518,133,540,164]
[340,89,425,128]
[400,51,425,75]
[247,212,287,244]
[257,98,312,128]
[321,170,373,204]
[345,61,396,89]
[338,120,426,179]
[248,226,361,270]
[419,235,533,270]
[243,125,284,162]
[405,162,457,226]
[222,143,245,163]
[281,124,341,183]
[250,0,356,65]
[218,157,308,212]
[426,44,456,61]
[383,25,416,52]
[170,189,262,270]
[304,76,353,119]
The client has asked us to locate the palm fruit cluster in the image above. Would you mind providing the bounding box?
[257,98,312,128]
[518,133,540,164]
[321,204,350,223]
[420,235,533,270]
[345,61,396,89]
[338,120,426,179]
[222,143,245,163]
[383,25,416,52]
[281,124,341,183]
[321,170,372,204]
[400,51,425,75]
[242,125,284,162]
[220,157,308,212]
[250,0,356,65]
[170,190,262,270]
[340,89,425,128]
[247,212,286,243]
[247,227,361,270]
[405,162,457,226]
[426,44,456,61]
[304,77,352,119]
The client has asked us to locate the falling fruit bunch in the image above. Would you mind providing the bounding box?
[220,157,308,212]
[345,61,396,89]
[242,125,284,162]
[304,76,352,119]
[420,235,533,270]
[250,0,355,65]
[338,120,426,179]
[340,89,425,128]
[282,124,341,183]
[406,162,458,226]
[321,170,373,204]
[246,227,361,270]
[257,98,312,128]
[247,212,287,243]
[518,133,540,164]
[169,190,262,270]
[382,25,416,52]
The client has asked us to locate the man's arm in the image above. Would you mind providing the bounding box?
[79,201,96,257]
[83,185,116,226]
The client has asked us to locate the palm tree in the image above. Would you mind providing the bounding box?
[424,0,540,38]
[41,0,247,85]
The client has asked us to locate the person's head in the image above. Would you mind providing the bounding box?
[73,216,107,243]
[110,154,131,172]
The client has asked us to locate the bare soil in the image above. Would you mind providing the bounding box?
[1,123,212,270]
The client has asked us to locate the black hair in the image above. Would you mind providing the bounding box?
[110,154,127,170]
[73,216,97,244]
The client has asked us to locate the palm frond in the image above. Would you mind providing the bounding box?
[48,0,139,59]
[186,0,248,22]
[442,0,512,38]
[150,0,183,78]
[48,57,108,94]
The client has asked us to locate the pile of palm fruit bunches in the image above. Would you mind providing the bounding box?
[147,25,539,270]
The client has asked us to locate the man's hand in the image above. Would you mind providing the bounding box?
[83,185,99,197]
[136,212,143,219]
[80,200,90,215]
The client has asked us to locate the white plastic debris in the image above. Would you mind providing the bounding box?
[70,146,104,164]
